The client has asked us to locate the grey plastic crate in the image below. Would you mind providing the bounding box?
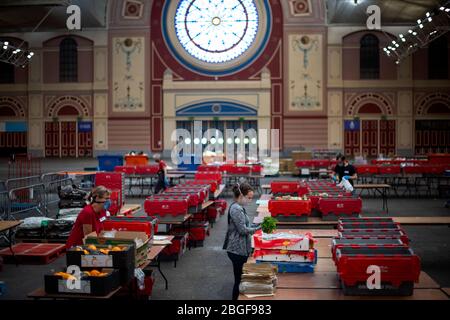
[338,217,394,224]
[332,238,404,247]
[336,246,413,257]
[339,222,400,230]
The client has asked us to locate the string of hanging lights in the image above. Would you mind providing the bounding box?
[383,2,450,64]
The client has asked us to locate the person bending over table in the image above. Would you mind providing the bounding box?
[223,182,261,300]
[331,156,358,186]
[66,186,111,249]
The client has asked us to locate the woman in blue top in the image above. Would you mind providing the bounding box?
[223,182,261,300]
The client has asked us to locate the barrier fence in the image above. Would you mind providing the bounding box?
[7,183,46,220]
[45,177,74,208]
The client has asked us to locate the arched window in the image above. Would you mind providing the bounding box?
[360,34,380,79]
[428,36,448,79]
[0,61,15,84]
[59,38,78,82]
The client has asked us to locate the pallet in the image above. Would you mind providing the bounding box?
[16,237,67,244]
[0,243,66,265]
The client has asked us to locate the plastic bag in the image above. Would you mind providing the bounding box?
[19,217,54,229]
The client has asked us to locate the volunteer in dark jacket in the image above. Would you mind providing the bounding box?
[66,186,111,249]
[223,182,261,300]
[332,156,358,186]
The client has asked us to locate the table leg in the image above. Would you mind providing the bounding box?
[8,228,18,266]
[381,187,388,213]
[157,258,168,290]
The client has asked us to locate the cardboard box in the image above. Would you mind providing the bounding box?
[84,231,150,267]
[45,268,120,296]
[291,151,312,161]
[66,244,134,285]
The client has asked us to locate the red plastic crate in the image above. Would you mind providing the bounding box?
[195,172,222,184]
[271,181,301,195]
[197,165,220,172]
[422,165,445,175]
[338,229,409,245]
[170,186,209,202]
[95,172,124,185]
[144,196,189,217]
[186,180,217,193]
[251,164,263,174]
[268,199,312,217]
[318,197,362,216]
[295,159,330,168]
[163,191,201,207]
[331,238,407,262]
[219,163,235,172]
[402,166,425,174]
[335,247,421,288]
[135,165,159,175]
[114,166,136,175]
[377,166,401,175]
[337,222,401,232]
[189,224,208,241]
[355,165,379,175]
[162,233,188,256]
[207,206,221,220]
[312,160,331,168]
[103,220,154,237]
[214,199,227,212]
[428,153,450,164]
[227,165,251,175]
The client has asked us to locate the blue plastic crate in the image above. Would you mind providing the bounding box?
[255,250,317,273]
[0,281,5,296]
[97,155,123,171]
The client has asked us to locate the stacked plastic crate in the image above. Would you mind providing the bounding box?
[252,230,317,273]
[95,172,125,215]
[332,217,421,296]
[306,181,362,220]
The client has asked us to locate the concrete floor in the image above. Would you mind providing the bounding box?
[0,158,449,299]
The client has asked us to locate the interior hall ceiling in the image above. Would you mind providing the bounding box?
[0,0,107,32]
[0,0,448,32]
[326,0,448,25]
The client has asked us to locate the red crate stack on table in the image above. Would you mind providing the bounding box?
[95,172,125,215]
[144,195,191,219]
[331,217,420,296]
[268,195,312,220]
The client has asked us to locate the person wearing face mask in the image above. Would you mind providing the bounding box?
[66,186,111,249]
[223,182,261,300]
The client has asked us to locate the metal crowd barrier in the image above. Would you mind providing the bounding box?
[8,183,46,220]
[41,172,68,185]
[5,175,41,190]
[45,177,74,208]
[0,191,10,220]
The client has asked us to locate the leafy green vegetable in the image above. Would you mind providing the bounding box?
[261,216,278,234]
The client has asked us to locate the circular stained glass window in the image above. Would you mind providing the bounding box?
[174,0,259,63]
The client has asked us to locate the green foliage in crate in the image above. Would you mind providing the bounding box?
[261,216,278,234]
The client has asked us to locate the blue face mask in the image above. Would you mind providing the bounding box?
[103,199,111,210]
